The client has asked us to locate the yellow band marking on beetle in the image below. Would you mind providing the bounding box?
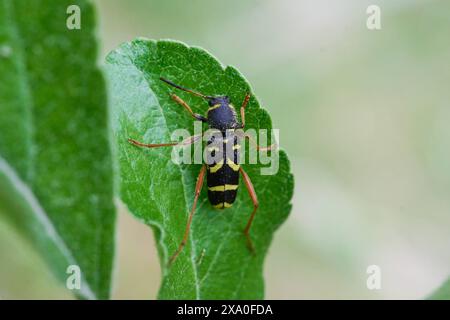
[226,158,240,171]
[209,159,224,173]
[213,202,233,209]
[207,104,221,112]
[208,185,224,192]
[207,146,220,152]
[225,184,239,191]
[232,144,241,150]
[208,184,239,192]
[224,202,233,208]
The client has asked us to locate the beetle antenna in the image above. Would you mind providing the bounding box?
[160,77,213,99]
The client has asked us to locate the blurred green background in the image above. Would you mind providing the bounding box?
[1,0,449,299]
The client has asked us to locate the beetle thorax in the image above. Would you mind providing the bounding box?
[207,96,239,130]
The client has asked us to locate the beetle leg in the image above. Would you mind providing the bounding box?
[239,166,258,254]
[170,94,207,122]
[168,165,207,266]
[128,134,201,149]
[244,134,277,151]
[239,93,251,128]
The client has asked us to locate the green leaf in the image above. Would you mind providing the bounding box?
[427,277,450,300]
[106,39,294,299]
[0,0,115,299]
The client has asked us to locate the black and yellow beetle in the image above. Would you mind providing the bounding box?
[128,77,273,265]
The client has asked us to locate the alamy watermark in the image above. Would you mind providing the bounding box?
[366,265,382,290]
[66,5,81,30]
[366,5,381,30]
[66,264,81,290]
[143,122,280,175]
